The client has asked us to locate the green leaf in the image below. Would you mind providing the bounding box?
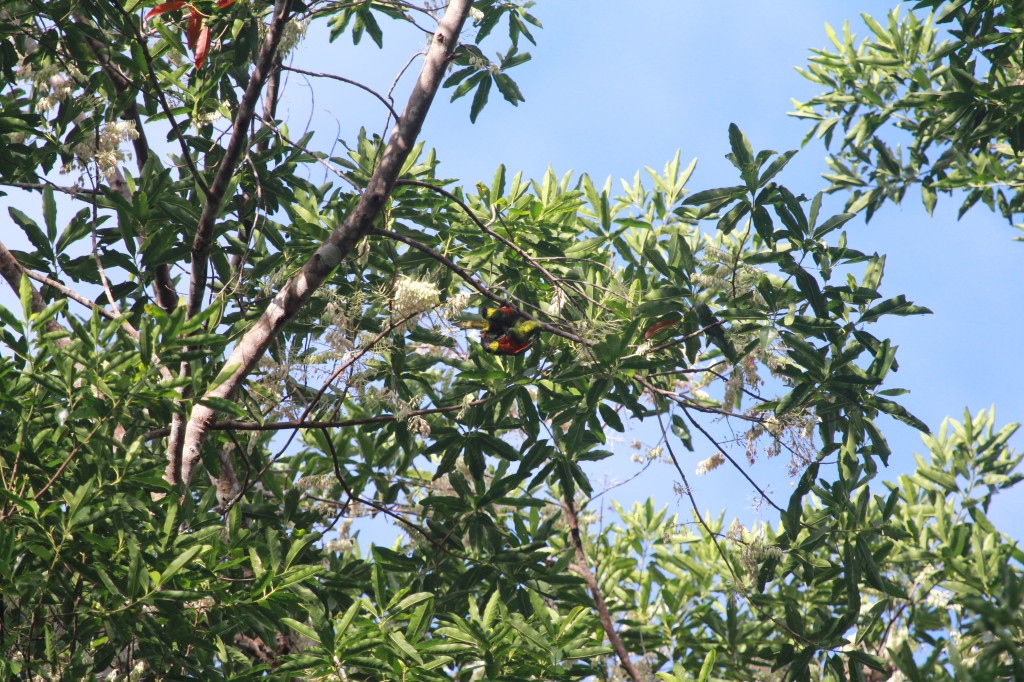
[42,186,57,240]
[599,403,624,432]
[206,362,241,393]
[470,74,492,122]
[728,123,754,167]
[9,207,49,257]
[387,630,424,663]
[757,150,797,187]
[866,396,930,433]
[18,274,32,320]
[158,545,204,585]
[697,649,718,682]
[494,73,524,105]
[859,295,932,324]
[390,592,433,615]
[281,617,320,644]
[681,185,747,206]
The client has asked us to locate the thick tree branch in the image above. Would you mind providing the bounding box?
[178,0,473,488]
[187,0,293,318]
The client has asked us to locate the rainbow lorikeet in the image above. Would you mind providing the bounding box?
[458,307,541,355]
[456,306,520,335]
[482,320,541,356]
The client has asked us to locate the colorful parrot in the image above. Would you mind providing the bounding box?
[481,320,542,355]
[458,307,541,355]
[456,306,519,335]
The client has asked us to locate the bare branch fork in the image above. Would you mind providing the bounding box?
[187,0,296,318]
[177,0,474,489]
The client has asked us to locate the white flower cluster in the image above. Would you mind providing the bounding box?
[62,120,140,180]
[191,102,229,129]
[925,588,953,609]
[695,452,725,475]
[630,445,663,464]
[392,276,439,329]
[549,287,567,316]
[443,290,471,319]
[408,414,430,438]
[279,18,310,57]
[325,537,355,553]
[259,18,310,59]
[23,63,82,113]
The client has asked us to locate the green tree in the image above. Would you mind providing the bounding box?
[571,408,1024,681]
[3,1,1010,681]
[791,2,1024,230]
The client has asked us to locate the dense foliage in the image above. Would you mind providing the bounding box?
[1,1,1021,681]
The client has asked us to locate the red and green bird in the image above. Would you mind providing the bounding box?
[481,320,542,355]
[456,306,519,333]
[458,307,542,355]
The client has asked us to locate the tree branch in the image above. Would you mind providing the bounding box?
[0,240,66,340]
[281,65,401,120]
[187,0,293,318]
[20,268,117,320]
[562,493,643,682]
[177,0,473,489]
[147,396,491,441]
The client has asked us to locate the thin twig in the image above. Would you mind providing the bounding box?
[121,6,208,196]
[89,172,123,319]
[254,112,360,189]
[654,411,819,648]
[634,375,763,424]
[282,65,402,120]
[632,318,729,358]
[682,405,784,513]
[267,307,429,462]
[0,180,101,196]
[396,179,609,313]
[145,395,492,441]
[20,269,117,320]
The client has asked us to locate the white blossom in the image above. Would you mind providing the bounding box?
[926,588,953,609]
[696,452,725,475]
[64,120,140,179]
[393,276,439,320]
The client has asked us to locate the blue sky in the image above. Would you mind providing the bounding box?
[3,2,1022,540]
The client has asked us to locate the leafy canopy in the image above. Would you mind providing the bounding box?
[1,2,1019,681]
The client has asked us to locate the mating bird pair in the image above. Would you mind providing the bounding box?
[458,307,541,355]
